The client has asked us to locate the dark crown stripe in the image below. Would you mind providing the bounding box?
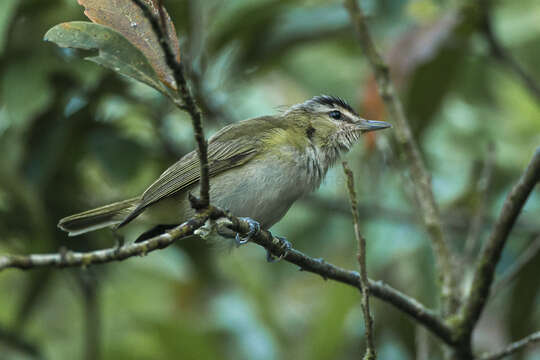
[311,95,357,115]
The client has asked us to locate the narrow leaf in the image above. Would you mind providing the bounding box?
[78,0,180,90]
[44,21,169,95]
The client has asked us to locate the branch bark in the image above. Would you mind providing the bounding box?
[344,0,458,316]
[479,331,540,360]
[490,235,540,297]
[343,162,376,359]
[457,148,540,345]
[0,205,456,348]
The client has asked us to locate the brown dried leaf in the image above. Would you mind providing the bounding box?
[78,0,180,90]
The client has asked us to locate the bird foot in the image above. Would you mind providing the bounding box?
[266,236,291,263]
[235,217,260,246]
[234,217,261,247]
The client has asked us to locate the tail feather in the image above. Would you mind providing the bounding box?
[58,197,140,236]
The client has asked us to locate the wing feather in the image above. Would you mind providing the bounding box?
[117,135,259,227]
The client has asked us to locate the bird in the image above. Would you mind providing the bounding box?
[58,95,391,246]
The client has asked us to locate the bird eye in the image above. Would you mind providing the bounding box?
[329,110,342,120]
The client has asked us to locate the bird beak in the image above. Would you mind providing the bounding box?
[356,119,392,132]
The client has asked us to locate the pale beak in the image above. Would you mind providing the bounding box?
[356,119,392,132]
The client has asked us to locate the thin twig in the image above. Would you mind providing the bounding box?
[344,0,458,315]
[457,148,540,344]
[0,212,210,270]
[465,143,496,260]
[490,235,540,297]
[130,0,210,208]
[479,331,540,360]
[343,162,376,360]
[480,0,540,102]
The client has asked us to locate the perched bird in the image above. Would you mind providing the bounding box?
[58,95,391,245]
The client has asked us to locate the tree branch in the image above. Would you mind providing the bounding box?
[490,235,540,297]
[479,331,540,360]
[0,205,455,347]
[464,143,496,261]
[457,148,540,344]
[130,0,210,208]
[344,0,458,315]
[0,212,210,270]
[343,162,376,359]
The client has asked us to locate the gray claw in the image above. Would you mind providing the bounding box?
[235,217,260,247]
[266,236,291,263]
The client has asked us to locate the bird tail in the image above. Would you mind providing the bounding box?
[58,197,140,236]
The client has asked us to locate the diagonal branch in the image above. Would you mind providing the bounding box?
[464,143,496,261]
[130,0,210,208]
[457,148,540,344]
[479,331,540,360]
[0,205,455,347]
[490,235,540,298]
[343,162,376,359]
[344,0,458,315]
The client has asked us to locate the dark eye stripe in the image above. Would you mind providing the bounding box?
[329,110,355,123]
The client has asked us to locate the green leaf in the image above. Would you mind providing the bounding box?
[44,21,170,96]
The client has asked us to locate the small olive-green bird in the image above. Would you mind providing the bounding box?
[58,95,391,242]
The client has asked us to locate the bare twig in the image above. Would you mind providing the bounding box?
[457,148,540,345]
[0,212,210,270]
[480,0,540,102]
[465,144,496,260]
[130,0,210,208]
[490,235,540,297]
[479,331,540,360]
[343,162,376,359]
[344,0,458,315]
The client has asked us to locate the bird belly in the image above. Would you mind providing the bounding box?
[140,154,311,230]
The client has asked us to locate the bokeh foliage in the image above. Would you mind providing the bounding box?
[1,0,539,359]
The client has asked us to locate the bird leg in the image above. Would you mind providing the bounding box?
[266,236,291,263]
[235,217,261,246]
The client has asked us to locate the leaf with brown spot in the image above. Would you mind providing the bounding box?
[44,21,170,95]
[78,0,180,90]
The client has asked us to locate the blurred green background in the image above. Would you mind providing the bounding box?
[1,0,539,359]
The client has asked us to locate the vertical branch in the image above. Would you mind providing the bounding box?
[344,0,458,315]
[457,148,540,344]
[131,0,210,208]
[343,162,376,360]
[464,143,496,260]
